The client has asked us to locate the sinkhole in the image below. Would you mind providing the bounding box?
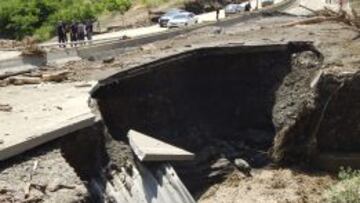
[61,42,330,201]
[87,42,322,196]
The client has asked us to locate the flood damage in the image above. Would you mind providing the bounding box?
[78,42,335,200]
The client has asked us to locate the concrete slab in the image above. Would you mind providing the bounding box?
[0,82,96,161]
[128,130,195,161]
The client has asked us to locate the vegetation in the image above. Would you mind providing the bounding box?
[0,0,132,41]
[325,167,360,203]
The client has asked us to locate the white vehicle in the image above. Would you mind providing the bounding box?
[167,13,198,28]
[261,0,274,7]
[225,2,248,17]
[158,9,187,27]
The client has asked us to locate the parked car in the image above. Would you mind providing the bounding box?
[261,0,274,7]
[158,9,187,27]
[167,12,198,28]
[224,3,246,17]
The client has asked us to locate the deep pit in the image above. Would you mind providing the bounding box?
[77,42,324,199]
[56,42,360,201]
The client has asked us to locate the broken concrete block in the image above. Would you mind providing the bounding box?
[128,130,195,162]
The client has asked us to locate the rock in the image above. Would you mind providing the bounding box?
[0,104,12,112]
[7,76,42,85]
[213,27,224,34]
[87,56,96,61]
[211,158,231,169]
[234,158,251,176]
[42,70,70,82]
[121,35,131,40]
[140,44,156,52]
[103,57,115,64]
[0,79,9,87]
[208,158,233,178]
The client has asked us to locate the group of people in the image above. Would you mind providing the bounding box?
[57,20,93,48]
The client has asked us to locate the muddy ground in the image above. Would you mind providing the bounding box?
[1,12,360,202]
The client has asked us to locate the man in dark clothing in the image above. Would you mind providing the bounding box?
[245,2,251,12]
[57,21,66,48]
[85,20,93,43]
[77,22,86,46]
[216,8,220,21]
[70,21,78,47]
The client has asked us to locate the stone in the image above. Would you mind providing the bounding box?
[87,56,95,61]
[140,43,156,52]
[234,158,251,176]
[211,158,231,169]
[103,57,115,64]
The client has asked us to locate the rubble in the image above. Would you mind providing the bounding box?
[0,104,12,112]
[234,158,251,176]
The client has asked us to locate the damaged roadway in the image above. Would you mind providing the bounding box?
[1,9,360,203]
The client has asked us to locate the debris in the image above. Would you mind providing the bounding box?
[102,57,115,64]
[24,161,39,199]
[211,158,231,169]
[234,158,251,176]
[0,139,4,144]
[0,69,33,80]
[21,37,46,57]
[42,70,70,82]
[208,158,233,178]
[24,183,31,199]
[281,6,360,33]
[75,83,92,88]
[140,43,156,52]
[23,71,43,78]
[120,35,131,40]
[128,130,195,161]
[310,70,323,88]
[6,76,42,85]
[48,184,76,192]
[88,56,96,61]
[0,104,12,112]
[0,79,9,87]
[213,27,224,34]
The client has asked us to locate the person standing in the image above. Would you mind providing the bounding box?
[77,21,86,46]
[85,20,93,44]
[56,21,66,48]
[245,1,251,12]
[70,21,78,47]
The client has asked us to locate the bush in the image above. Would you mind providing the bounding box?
[324,167,360,203]
[0,0,132,41]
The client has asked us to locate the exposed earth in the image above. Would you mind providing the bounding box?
[1,7,360,203]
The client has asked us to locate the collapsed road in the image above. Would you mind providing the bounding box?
[1,6,360,203]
